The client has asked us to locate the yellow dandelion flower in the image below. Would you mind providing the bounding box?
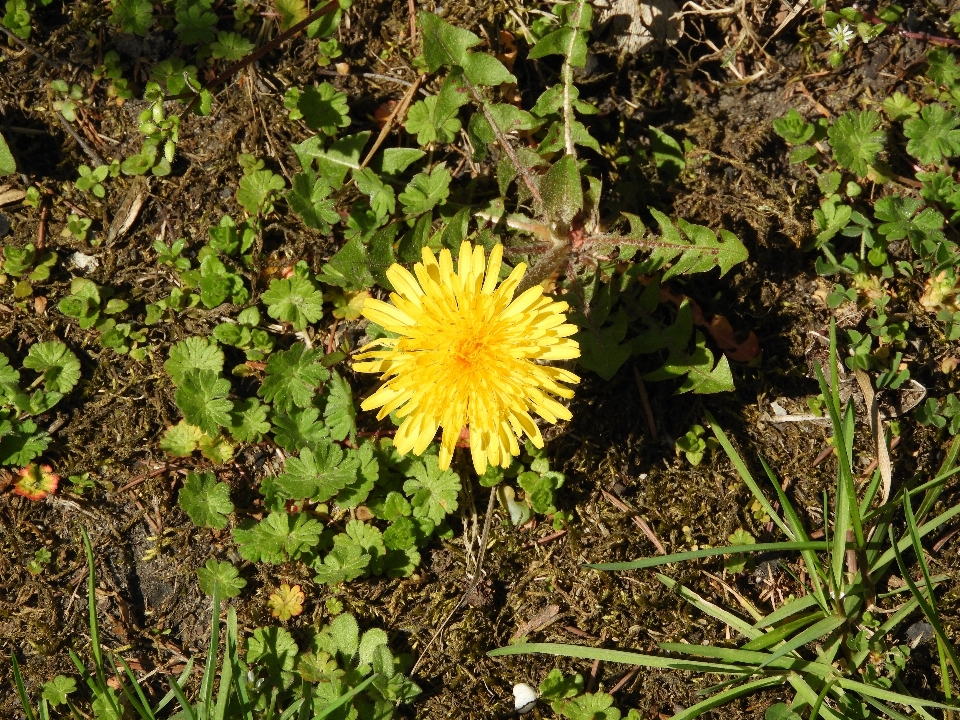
[354,241,580,475]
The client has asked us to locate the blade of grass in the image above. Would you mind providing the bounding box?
[669,676,785,720]
[154,658,195,713]
[751,615,845,673]
[759,456,829,610]
[199,585,222,715]
[808,678,835,720]
[165,673,198,720]
[916,434,960,522]
[755,594,820,629]
[656,643,833,679]
[888,524,960,679]
[704,411,793,539]
[113,653,156,719]
[837,677,958,710]
[656,574,760,638]
[587,541,828,571]
[212,601,234,720]
[227,607,254,720]
[860,694,922,720]
[11,652,37,720]
[741,613,823,652]
[903,494,960,679]
[788,675,846,720]
[488,643,744,674]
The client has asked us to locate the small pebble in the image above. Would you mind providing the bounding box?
[513,683,538,714]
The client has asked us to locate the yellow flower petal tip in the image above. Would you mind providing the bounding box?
[354,242,580,474]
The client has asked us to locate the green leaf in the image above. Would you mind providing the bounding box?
[22,341,80,394]
[297,82,351,135]
[873,195,945,258]
[827,110,885,177]
[772,108,815,145]
[904,103,960,165]
[323,370,356,442]
[236,168,286,215]
[271,406,329,452]
[352,167,396,219]
[927,47,960,87]
[292,131,370,187]
[376,147,426,175]
[399,164,451,215]
[419,12,516,85]
[259,343,329,412]
[210,31,254,61]
[540,155,582,226]
[208,214,255,256]
[41,676,76,706]
[0,417,49,465]
[646,330,735,394]
[246,626,299,678]
[234,511,323,563]
[557,691,620,720]
[261,275,324,330]
[174,0,217,44]
[642,209,748,279]
[166,336,224,386]
[883,91,920,121]
[287,171,339,232]
[159,420,205,456]
[403,453,461,524]
[316,237,376,290]
[228,397,271,443]
[275,0,306,31]
[175,369,234,436]
[275,440,359,502]
[178,471,234,528]
[109,0,153,35]
[575,309,632,381]
[313,539,369,585]
[336,440,379,507]
[0,132,15,176]
[196,558,246,598]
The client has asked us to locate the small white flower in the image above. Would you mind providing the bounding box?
[828,22,856,52]
[513,683,538,714]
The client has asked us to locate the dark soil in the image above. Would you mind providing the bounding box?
[2,1,960,719]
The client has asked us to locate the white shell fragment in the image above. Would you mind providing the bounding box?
[596,0,684,54]
[67,251,99,273]
[513,683,538,714]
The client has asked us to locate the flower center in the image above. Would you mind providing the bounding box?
[453,332,487,370]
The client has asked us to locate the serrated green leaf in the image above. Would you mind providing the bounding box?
[353,167,396,219]
[259,343,329,412]
[323,370,356,442]
[287,171,339,232]
[403,453,460,524]
[313,540,369,585]
[0,417,49,465]
[297,82,350,135]
[316,237,376,290]
[275,0,307,31]
[827,110,885,177]
[228,397,270,443]
[246,626,299,679]
[271,406,329,452]
[197,558,246,598]
[399,164,451,215]
[904,103,960,165]
[261,275,324,330]
[22,341,80,394]
[175,369,234,436]
[772,108,815,145]
[276,440,359,502]
[166,336,224,386]
[159,420,204,456]
[234,511,323,563]
[419,12,515,85]
[41,676,76,706]
[237,167,286,215]
[178,471,234,529]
